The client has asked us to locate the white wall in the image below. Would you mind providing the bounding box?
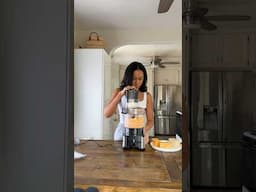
[74,28,182,53]
[154,65,182,85]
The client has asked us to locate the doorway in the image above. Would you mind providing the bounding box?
[73,0,182,191]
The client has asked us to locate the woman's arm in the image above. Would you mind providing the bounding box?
[104,86,137,118]
[144,92,154,133]
[104,88,123,118]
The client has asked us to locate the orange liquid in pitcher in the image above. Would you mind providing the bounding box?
[124,116,144,128]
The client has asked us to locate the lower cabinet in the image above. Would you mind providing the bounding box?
[225,144,242,187]
[192,143,226,187]
[192,143,242,188]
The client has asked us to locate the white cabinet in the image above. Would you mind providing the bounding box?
[191,33,249,69]
[154,66,181,85]
[74,49,111,140]
[145,66,155,136]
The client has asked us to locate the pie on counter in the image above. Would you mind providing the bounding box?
[150,137,182,152]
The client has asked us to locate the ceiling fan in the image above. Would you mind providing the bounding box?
[158,0,174,13]
[151,56,180,68]
[183,0,251,30]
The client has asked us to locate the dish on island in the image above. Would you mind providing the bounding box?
[150,138,182,152]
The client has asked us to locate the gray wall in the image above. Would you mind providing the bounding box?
[1,0,73,191]
[0,36,5,190]
[1,0,6,188]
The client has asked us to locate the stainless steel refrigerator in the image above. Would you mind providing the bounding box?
[191,72,256,188]
[154,84,182,135]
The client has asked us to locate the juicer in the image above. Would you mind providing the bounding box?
[122,89,145,150]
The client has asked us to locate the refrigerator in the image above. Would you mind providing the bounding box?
[154,84,182,135]
[74,49,112,140]
[191,72,256,188]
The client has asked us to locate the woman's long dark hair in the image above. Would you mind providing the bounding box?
[120,61,147,92]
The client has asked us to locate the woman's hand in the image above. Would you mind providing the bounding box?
[144,130,149,144]
[120,85,137,96]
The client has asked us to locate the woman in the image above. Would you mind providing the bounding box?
[104,61,154,143]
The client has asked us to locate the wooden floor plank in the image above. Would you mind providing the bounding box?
[75,184,182,192]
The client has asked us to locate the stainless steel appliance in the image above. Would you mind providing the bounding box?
[191,72,256,188]
[242,129,256,192]
[122,89,145,151]
[154,84,182,135]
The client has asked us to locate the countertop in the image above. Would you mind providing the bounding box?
[74,140,181,192]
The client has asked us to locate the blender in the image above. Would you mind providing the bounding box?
[122,89,145,150]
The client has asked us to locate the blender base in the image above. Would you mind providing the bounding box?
[122,135,145,151]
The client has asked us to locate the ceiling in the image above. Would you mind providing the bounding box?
[74,0,182,66]
[74,0,254,31]
[74,0,182,30]
[74,0,256,65]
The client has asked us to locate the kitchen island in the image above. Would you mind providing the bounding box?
[75,140,181,192]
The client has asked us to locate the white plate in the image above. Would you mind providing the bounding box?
[150,140,182,152]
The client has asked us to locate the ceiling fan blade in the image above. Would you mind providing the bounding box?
[158,0,174,14]
[158,63,166,68]
[161,61,180,65]
[155,56,162,63]
[205,15,251,21]
[200,19,217,31]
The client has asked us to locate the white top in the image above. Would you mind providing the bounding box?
[114,92,147,140]
[117,92,147,123]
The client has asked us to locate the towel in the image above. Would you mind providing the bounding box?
[74,151,86,160]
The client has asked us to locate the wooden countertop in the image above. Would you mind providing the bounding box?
[74,140,181,192]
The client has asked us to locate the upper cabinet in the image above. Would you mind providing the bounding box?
[191,33,219,68]
[191,32,250,70]
[221,33,249,68]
